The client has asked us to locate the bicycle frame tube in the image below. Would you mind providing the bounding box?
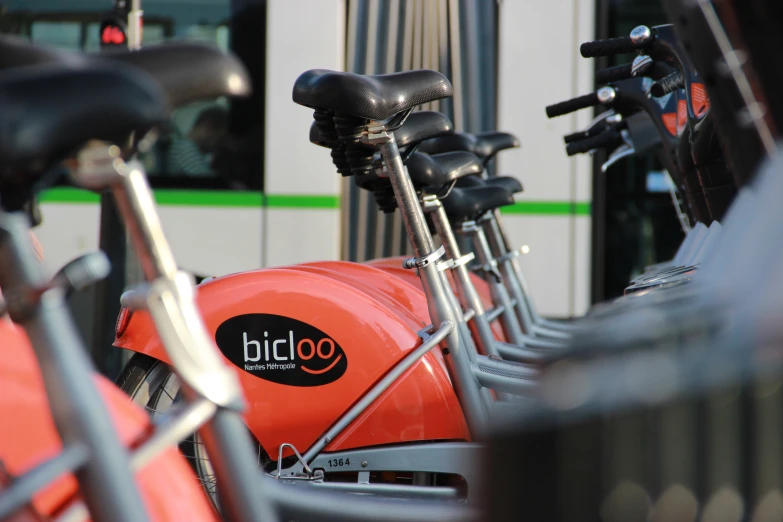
[372,128,489,437]
[62,143,484,522]
[0,210,148,521]
[484,210,581,333]
[458,221,526,345]
[479,214,537,333]
[478,214,574,338]
[299,320,455,464]
[72,144,277,522]
[427,200,561,363]
[424,197,501,359]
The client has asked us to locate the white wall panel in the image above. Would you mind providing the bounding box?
[497,0,595,316]
[157,206,262,276]
[36,204,100,276]
[502,214,571,317]
[36,203,264,279]
[573,215,592,315]
[263,0,346,263]
[264,209,341,267]
[264,0,346,197]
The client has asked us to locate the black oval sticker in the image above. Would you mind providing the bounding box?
[215,314,348,387]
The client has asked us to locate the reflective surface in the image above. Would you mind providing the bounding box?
[0,317,219,521]
[115,267,470,458]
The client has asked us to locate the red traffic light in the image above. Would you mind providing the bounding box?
[101,24,126,45]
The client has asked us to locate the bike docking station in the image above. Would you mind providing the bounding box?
[1,1,783,521]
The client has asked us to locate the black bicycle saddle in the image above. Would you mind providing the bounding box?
[95,41,251,107]
[309,110,454,151]
[405,151,483,188]
[0,62,167,208]
[0,35,251,109]
[419,131,520,164]
[456,175,524,194]
[0,33,84,70]
[293,69,453,121]
[442,186,515,221]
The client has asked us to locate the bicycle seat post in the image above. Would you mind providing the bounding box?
[72,142,276,522]
[370,123,490,436]
[425,196,502,358]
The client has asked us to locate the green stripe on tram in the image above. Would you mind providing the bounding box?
[39,187,101,204]
[264,194,340,209]
[39,187,590,215]
[502,201,591,216]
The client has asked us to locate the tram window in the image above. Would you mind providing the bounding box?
[216,25,229,51]
[0,1,266,192]
[83,22,166,51]
[30,21,81,50]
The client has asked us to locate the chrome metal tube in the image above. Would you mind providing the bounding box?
[311,481,458,499]
[302,321,454,463]
[377,135,489,436]
[0,445,88,520]
[378,137,435,258]
[111,162,179,280]
[465,224,526,345]
[0,211,148,522]
[430,204,501,358]
[481,216,536,332]
[264,478,480,522]
[132,397,217,469]
[194,405,279,522]
[108,159,276,522]
[487,209,542,321]
[487,211,580,333]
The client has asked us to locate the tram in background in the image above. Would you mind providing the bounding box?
[0,0,344,376]
[0,0,684,373]
[0,0,275,280]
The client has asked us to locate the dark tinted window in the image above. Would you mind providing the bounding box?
[0,0,265,191]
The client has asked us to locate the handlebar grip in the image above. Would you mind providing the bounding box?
[595,63,634,85]
[546,92,599,118]
[580,36,637,58]
[565,129,623,156]
[650,70,684,97]
[563,125,605,144]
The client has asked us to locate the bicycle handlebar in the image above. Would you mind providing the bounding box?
[581,25,654,58]
[566,129,623,156]
[581,36,638,58]
[650,70,684,98]
[596,63,634,84]
[545,92,599,118]
[563,125,607,144]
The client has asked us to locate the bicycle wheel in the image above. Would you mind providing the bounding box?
[117,352,271,509]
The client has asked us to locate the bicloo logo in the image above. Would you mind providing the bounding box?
[215,314,347,386]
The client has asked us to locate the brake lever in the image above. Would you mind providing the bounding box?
[0,251,111,318]
[631,55,654,77]
[565,111,622,144]
[601,143,636,172]
[587,109,619,130]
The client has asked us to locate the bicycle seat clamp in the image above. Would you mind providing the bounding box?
[402,245,446,269]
